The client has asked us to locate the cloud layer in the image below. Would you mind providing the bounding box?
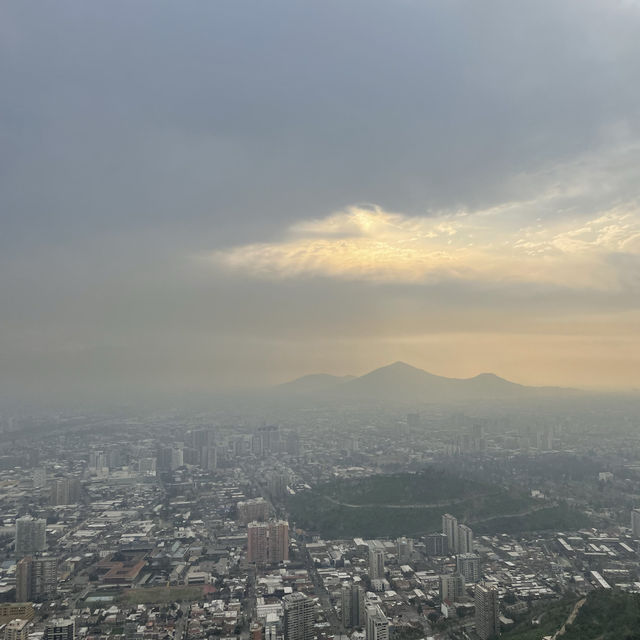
[2,0,640,403]
[214,142,640,292]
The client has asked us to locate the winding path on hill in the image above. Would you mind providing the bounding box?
[551,597,586,639]
[322,494,484,509]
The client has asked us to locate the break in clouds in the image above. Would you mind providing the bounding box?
[2,0,640,402]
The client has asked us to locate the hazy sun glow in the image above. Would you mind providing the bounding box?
[213,204,640,290]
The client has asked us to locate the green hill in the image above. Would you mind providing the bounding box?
[562,590,640,640]
[287,469,589,538]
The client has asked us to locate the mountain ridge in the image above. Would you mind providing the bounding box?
[275,361,575,403]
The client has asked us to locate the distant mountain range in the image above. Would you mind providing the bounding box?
[276,361,575,403]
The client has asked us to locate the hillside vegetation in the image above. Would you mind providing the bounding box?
[288,469,589,538]
[561,590,640,640]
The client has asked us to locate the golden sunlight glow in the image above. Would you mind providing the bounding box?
[212,205,640,290]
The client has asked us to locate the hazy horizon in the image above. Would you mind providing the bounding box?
[2,0,640,406]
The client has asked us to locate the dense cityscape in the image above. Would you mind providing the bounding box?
[1,389,640,640]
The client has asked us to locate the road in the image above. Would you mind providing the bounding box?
[323,495,487,509]
[174,603,190,640]
[551,597,586,639]
[300,539,344,633]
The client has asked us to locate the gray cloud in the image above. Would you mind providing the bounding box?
[1,0,640,405]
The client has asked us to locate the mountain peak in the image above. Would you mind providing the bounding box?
[275,362,569,403]
[381,361,422,371]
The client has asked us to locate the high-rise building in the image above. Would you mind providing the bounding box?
[32,468,47,489]
[439,573,465,603]
[442,514,458,554]
[425,532,448,556]
[5,618,29,640]
[16,556,58,602]
[365,604,389,640]
[458,524,474,554]
[368,548,385,580]
[15,558,30,602]
[268,471,289,499]
[396,537,413,564]
[43,619,75,640]
[88,451,107,474]
[341,583,364,628]
[254,425,281,456]
[285,433,301,456]
[186,428,212,451]
[238,498,269,524]
[15,518,46,558]
[50,478,81,506]
[475,583,500,640]
[247,520,289,564]
[283,592,314,640]
[170,447,184,470]
[203,446,217,471]
[457,553,481,583]
[247,522,269,564]
[268,520,289,564]
[182,447,199,466]
[156,447,173,472]
[138,457,157,476]
[631,508,640,538]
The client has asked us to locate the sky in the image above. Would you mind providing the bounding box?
[1,0,640,406]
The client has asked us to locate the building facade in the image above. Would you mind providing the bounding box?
[341,582,364,628]
[247,520,289,564]
[475,583,500,640]
[16,556,58,602]
[365,604,389,640]
[44,619,75,640]
[457,553,481,583]
[15,518,46,558]
[440,573,465,603]
[631,508,640,538]
[368,548,385,580]
[283,592,314,640]
[458,524,474,554]
[442,514,458,554]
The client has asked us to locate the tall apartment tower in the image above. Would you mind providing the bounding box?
[365,604,389,640]
[16,556,58,602]
[396,537,413,564]
[50,478,81,506]
[458,524,474,554]
[442,514,458,554]
[247,520,289,564]
[203,446,217,471]
[439,573,465,603]
[457,553,481,583]
[268,520,289,564]
[283,592,315,640]
[237,498,269,525]
[15,517,46,558]
[475,583,500,640]
[43,619,75,640]
[247,522,269,564]
[631,508,640,538]
[33,468,47,489]
[341,583,364,628]
[368,548,385,579]
[426,532,449,556]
